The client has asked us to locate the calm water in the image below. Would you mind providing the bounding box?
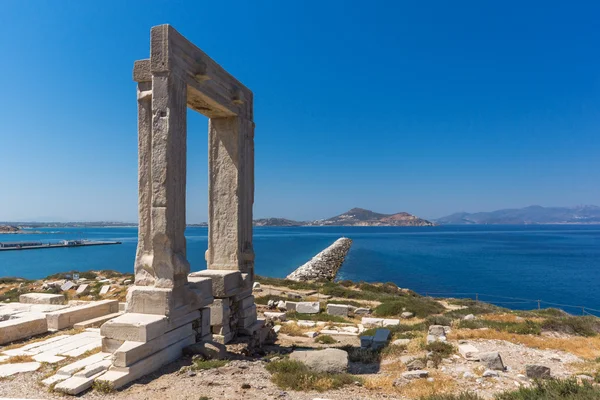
[1,225,599,313]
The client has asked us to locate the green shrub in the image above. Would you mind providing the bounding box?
[0,288,22,302]
[191,359,228,371]
[426,315,453,326]
[458,319,542,335]
[374,297,445,318]
[495,379,600,400]
[265,360,361,391]
[314,335,336,344]
[362,323,426,338]
[338,280,354,287]
[541,316,600,337]
[254,276,321,291]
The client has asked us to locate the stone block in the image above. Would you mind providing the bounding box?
[187,276,213,296]
[102,337,124,353]
[237,304,256,319]
[383,319,400,326]
[189,270,241,297]
[354,307,370,315]
[19,293,66,305]
[0,362,42,377]
[126,286,174,315]
[238,320,264,336]
[361,317,384,327]
[209,299,230,326]
[76,284,90,296]
[480,351,505,371]
[289,348,348,373]
[166,310,201,332]
[240,272,253,290]
[296,302,320,314]
[401,312,414,319]
[100,313,167,342]
[372,328,391,350]
[264,312,286,322]
[392,338,411,346]
[73,312,122,329]
[458,343,480,360]
[326,304,349,317]
[99,285,111,295]
[61,281,75,291]
[360,336,373,348]
[285,301,298,311]
[238,313,257,329]
[526,364,551,379]
[95,334,195,390]
[402,370,428,379]
[56,352,112,376]
[232,288,253,302]
[0,314,48,345]
[46,300,119,330]
[113,324,193,367]
[183,340,226,359]
[235,295,255,310]
[212,332,234,344]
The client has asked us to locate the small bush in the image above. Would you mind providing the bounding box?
[495,379,600,400]
[0,288,22,303]
[541,316,600,337]
[426,341,455,368]
[374,297,445,318]
[458,319,542,335]
[315,335,336,344]
[426,315,453,327]
[265,360,361,391]
[279,323,305,337]
[191,359,228,371]
[338,280,354,287]
[254,276,321,291]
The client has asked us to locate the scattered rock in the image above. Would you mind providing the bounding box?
[401,312,414,319]
[392,338,411,346]
[354,308,370,315]
[406,359,426,371]
[326,304,349,317]
[479,352,505,371]
[253,282,262,291]
[483,370,499,378]
[295,302,320,314]
[525,364,551,379]
[463,314,475,320]
[402,370,429,380]
[276,300,287,311]
[289,348,348,373]
[458,343,480,360]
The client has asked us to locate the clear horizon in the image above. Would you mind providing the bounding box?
[1,1,599,223]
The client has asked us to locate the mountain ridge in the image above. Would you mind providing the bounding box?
[435,205,600,225]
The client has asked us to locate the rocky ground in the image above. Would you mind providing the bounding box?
[1,274,600,399]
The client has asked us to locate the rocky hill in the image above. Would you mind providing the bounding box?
[253,218,304,227]
[313,208,435,226]
[436,205,600,225]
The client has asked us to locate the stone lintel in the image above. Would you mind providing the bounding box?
[100,313,167,342]
[150,24,253,119]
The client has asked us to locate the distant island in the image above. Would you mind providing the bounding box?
[435,205,600,225]
[255,208,435,227]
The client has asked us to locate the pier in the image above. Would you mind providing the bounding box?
[0,240,121,251]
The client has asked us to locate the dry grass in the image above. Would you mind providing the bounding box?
[279,323,307,337]
[365,371,456,397]
[407,332,427,353]
[449,328,600,359]
[0,355,35,364]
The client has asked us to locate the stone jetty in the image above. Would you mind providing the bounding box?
[286,237,352,281]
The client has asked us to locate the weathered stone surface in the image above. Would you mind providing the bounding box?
[209,299,230,326]
[285,301,298,311]
[296,302,320,314]
[463,314,475,320]
[401,312,414,319]
[113,324,193,367]
[76,284,90,295]
[61,281,75,291]
[0,362,41,377]
[190,270,242,297]
[19,293,66,305]
[392,338,411,346]
[479,351,505,371]
[526,364,551,379]
[99,285,111,295]
[46,300,119,330]
[428,325,447,337]
[459,343,480,360]
[289,348,348,373]
[326,304,349,317]
[383,319,400,327]
[100,313,167,342]
[483,369,499,378]
[354,308,370,315]
[286,238,352,281]
[73,312,122,329]
[264,312,286,322]
[0,314,48,345]
[361,317,384,327]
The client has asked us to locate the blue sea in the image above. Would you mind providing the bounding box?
[1,225,599,314]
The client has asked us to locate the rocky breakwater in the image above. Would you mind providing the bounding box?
[286,237,352,281]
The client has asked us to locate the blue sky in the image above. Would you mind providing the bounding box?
[0,1,598,222]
